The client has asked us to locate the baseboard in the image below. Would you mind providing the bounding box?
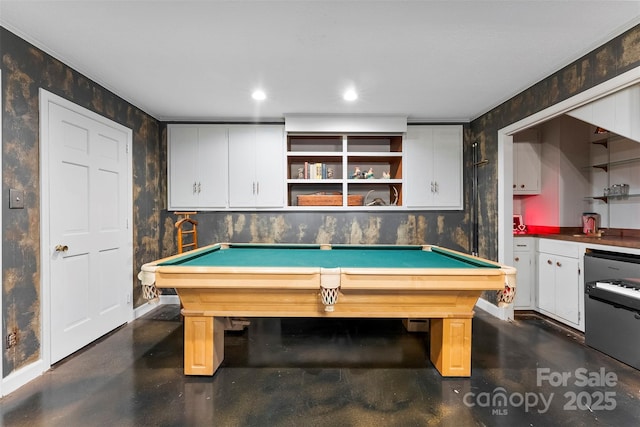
[133,295,180,320]
[1,359,47,397]
[475,297,514,321]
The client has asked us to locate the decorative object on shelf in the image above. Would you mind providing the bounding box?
[297,167,304,179]
[382,171,390,179]
[365,190,386,206]
[365,168,374,179]
[327,168,334,179]
[391,186,399,206]
[609,183,630,197]
[297,192,364,206]
[594,127,609,134]
[351,166,363,179]
[513,214,527,234]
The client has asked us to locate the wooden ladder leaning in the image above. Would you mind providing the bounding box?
[175,211,198,254]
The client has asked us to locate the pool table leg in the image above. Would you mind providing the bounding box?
[429,318,472,377]
[183,315,225,376]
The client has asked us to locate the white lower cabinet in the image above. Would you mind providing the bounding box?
[536,239,583,330]
[513,238,536,309]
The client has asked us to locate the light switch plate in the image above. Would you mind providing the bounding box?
[9,189,24,209]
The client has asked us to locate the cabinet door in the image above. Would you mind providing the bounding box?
[514,142,541,194]
[228,126,257,207]
[254,126,284,207]
[405,125,462,209]
[228,125,285,208]
[168,126,199,209]
[196,126,229,208]
[554,256,581,325]
[537,254,556,313]
[432,126,462,209]
[513,251,532,308]
[404,126,433,207]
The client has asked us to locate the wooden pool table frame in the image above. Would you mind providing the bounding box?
[139,243,516,377]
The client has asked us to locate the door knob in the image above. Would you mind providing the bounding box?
[55,244,69,252]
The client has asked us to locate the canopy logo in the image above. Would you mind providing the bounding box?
[462,367,618,415]
[463,387,553,415]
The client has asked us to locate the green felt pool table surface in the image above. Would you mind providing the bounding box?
[158,243,500,270]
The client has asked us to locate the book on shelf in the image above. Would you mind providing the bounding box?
[297,161,336,180]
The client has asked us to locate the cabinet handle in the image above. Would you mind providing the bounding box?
[434,182,439,193]
[430,182,435,193]
[197,182,201,194]
[547,259,552,265]
[514,257,520,262]
[193,182,197,194]
[256,181,259,194]
[252,182,255,195]
[520,184,525,189]
[556,261,562,267]
[513,184,516,189]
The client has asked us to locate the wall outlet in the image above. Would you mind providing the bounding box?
[6,330,18,349]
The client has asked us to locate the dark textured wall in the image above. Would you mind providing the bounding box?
[470,25,640,266]
[1,27,164,375]
[160,210,472,256]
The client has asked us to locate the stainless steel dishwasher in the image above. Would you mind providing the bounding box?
[584,249,640,370]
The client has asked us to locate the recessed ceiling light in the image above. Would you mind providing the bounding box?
[343,89,358,101]
[252,90,266,101]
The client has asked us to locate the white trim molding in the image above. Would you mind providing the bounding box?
[284,114,407,133]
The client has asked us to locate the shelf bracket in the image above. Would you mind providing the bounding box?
[591,138,608,149]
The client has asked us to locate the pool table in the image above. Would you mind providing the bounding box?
[139,243,516,377]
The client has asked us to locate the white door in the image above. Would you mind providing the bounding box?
[196,125,229,208]
[555,256,581,325]
[432,126,462,208]
[228,126,257,207]
[168,125,199,209]
[537,254,556,314]
[404,126,433,207]
[45,96,131,363]
[254,125,284,207]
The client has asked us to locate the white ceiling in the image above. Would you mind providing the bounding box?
[1,1,640,122]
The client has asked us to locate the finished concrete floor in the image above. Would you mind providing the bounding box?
[1,305,639,426]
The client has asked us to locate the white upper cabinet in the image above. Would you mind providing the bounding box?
[513,141,541,195]
[228,125,284,208]
[512,128,541,195]
[168,124,228,210]
[404,125,463,209]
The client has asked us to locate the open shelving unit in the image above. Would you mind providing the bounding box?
[286,134,403,208]
[586,129,640,229]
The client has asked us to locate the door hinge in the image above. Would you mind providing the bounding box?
[126,143,129,154]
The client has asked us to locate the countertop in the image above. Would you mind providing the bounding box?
[514,227,640,250]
